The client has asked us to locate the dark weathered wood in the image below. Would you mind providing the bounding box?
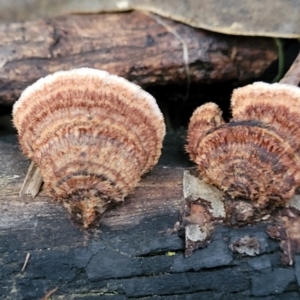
[1,118,300,299]
[0,11,277,106]
[0,135,186,230]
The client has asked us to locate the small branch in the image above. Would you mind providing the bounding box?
[40,287,58,300]
[279,51,300,85]
[272,38,285,83]
[21,252,30,272]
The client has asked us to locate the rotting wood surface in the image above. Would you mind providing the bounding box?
[0,11,277,106]
[1,121,300,299]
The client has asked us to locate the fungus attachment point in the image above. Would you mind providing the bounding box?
[13,68,165,228]
[186,82,300,223]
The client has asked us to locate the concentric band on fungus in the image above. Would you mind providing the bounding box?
[13,68,163,125]
[33,120,147,169]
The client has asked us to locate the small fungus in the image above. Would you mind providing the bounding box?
[229,235,260,256]
[13,68,165,228]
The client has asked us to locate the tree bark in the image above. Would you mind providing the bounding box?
[0,11,277,106]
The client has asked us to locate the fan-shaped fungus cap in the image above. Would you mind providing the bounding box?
[187,77,300,223]
[13,68,165,174]
[231,82,300,151]
[12,68,165,227]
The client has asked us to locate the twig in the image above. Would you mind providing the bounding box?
[21,252,30,272]
[272,38,285,83]
[279,51,300,85]
[40,287,58,300]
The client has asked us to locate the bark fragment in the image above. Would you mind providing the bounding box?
[267,208,300,265]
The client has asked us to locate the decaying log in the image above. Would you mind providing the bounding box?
[0,11,277,106]
[1,122,300,299]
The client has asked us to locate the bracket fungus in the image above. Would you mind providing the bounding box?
[13,68,165,228]
[186,82,300,222]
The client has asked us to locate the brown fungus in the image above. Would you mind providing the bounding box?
[229,235,261,257]
[186,82,300,219]
[193,123,300,208]
[13,68,165,228]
